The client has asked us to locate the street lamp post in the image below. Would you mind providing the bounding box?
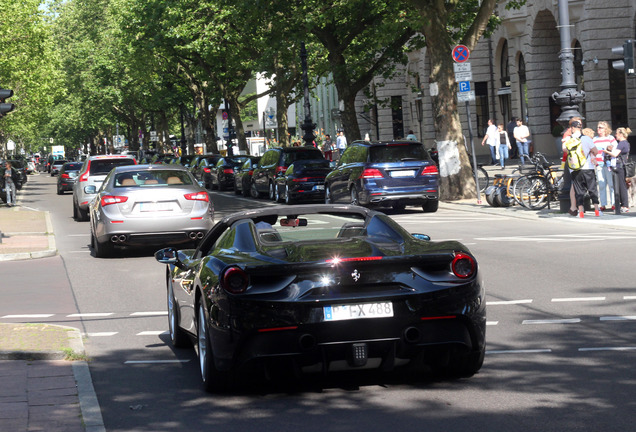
[551,0,586,212]
[300,42,316,147]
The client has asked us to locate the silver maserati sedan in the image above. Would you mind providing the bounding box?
[88,164,214,257]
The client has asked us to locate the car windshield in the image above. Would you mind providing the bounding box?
[90,159,136,175]
[114,170,194,187]
[369,143,429,163]
[225,156,249,166]
[252,212,377,244]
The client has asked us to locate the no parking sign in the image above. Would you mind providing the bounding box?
[452,45,470,63]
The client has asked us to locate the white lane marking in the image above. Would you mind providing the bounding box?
[599,316,636,321]
[137,331,169,336]
[475,233,636,243]
[522,318,581,325]
[486,349,552,355]
[86,332,118,337]
[130,311,168,316]
[486,299,533,306]
[578,347,636,352]
[552,297,606,302]
[124,360,191,364]
[69,251,91,253]
[1,314,54,318]
[67,313,114,317]
[624,296,636,300]
[486,321,498,326]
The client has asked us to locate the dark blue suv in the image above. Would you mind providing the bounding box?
[324,140,439,212]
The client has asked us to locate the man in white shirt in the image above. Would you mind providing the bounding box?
[513,119,531,165]
[336,131,347,155]
[481,119,498,165]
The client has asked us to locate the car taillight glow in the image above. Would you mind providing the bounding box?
[100,195,128,207]
[79,166,90,182]
[61,173,70,179]
[451,252,476,278]
[248,170,254,175]
[184,192,209,202]
[203,167,211,173]
[276,166,288,174]
[360,168,383,179]
[422,165,439,175]
[221,266,249,294]
[223,168,234,174]
[326,256,383,264]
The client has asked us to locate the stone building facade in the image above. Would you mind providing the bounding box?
[357,0,636,159]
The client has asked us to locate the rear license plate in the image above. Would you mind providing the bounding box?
[140,202,174,212]
[313,185,325,190]
[390,170,416,178]
[324,302,393,321]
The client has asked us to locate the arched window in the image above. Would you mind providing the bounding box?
[518,54,527,123]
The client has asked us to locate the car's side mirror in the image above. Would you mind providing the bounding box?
[412,233,431,241]
[155,247,188,270]
[84,185,97,194]
[329,161,337,169]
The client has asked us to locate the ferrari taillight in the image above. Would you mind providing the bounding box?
[221,266,249,294]
[451,252,476,278]
[184,192,209,202]
[100,195,128,207]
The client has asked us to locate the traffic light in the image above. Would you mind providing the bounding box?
[611,40,636,76]
[0,88,15,116]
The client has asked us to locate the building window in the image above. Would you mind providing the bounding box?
[518,54,527,123]
[475,82,489,136]
[391,96,404,139]
[608,61,628,128]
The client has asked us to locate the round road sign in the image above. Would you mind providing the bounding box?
[452,45,470,63]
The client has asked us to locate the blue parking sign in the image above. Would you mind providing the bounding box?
[458,81,471,92]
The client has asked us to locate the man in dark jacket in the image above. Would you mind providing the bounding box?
[507,117,518,159]
[2,161,18,206]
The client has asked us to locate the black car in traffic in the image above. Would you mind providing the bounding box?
[233,156,260,197]
[57,162,83,195]
[273,158,331,204]
[250,146,325,200]
[209,156,251,191]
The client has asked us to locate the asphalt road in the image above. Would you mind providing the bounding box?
[2,173,636,431]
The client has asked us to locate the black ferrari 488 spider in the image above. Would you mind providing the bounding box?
[155,204,485,392]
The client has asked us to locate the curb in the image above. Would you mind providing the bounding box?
[0,324,105,432]
[0,209,58,261]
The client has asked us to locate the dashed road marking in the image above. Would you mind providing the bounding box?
[1,314,54,318]
[124,360,191,364]
[137,331,169,336]
[578,347,636,352]
[599,316,636,321]
[86,332,118,337]
[522,318,581,325]
[552,297,606,302]
[487,299,533,305]
[67,313,114,317]
[487,349,552,355]
[130,311,168,316]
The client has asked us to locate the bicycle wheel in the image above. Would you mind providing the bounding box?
[475,166,489,193]
[517,175,550,210]
[513,175,530,207]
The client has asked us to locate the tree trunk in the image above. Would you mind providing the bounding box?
[276,91,290,147]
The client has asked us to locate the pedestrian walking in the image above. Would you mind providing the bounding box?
[513,118,532,165]
[497,123,512,169]
[3,161,17,207]
[593,121,617,211]
[322,134,334,161]
[608,126,631,213]
[563,121,601,218]
[481,119,498,165]
[507,117,518,159]
[336,131,347,156]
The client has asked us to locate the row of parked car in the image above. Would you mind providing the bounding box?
[159,140,440,212]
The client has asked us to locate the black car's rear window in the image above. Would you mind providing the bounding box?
[369,143,429,163]
[283,149,323,165]
[225,156,249,166]
[63,163,82,170]
[89,159,136,175]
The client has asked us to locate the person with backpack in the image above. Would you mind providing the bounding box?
[563,121,602,218]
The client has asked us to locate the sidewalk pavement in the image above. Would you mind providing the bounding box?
[1,202,105,431]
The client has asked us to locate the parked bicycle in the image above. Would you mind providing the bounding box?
[513,152,563,209]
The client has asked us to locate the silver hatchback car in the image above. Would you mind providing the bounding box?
[73,154,137,221]
[88,164,214,257]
